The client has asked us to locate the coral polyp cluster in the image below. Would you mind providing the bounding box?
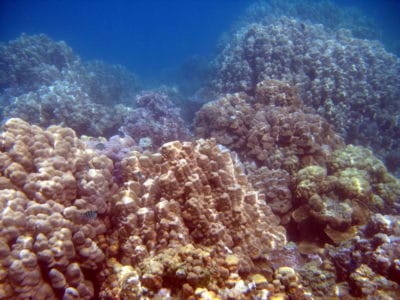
[0,118,116,299]
[101,138,289,298]
[1,118,312,299]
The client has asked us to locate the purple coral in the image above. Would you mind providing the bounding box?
[120,91,192,148]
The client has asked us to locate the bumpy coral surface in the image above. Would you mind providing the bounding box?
[3,79,126,137]
[1,117,399,299]
[212,17,400,163]
[102,138,289,298]
[0,118,116,299]
[241,0,380,41]
[196,80,343,171]
[0,34,141,138]
[306,213,400,299]
[0,34,78,94]
[292,145,400,244]
[120,91,192,149]
[195,80,343,216]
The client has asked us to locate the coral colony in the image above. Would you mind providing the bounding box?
[1,3,400,300]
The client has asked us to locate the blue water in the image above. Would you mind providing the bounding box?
[2,0,398,83]
[0,0,253,82]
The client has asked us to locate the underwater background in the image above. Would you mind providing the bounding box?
[1,0,400,299]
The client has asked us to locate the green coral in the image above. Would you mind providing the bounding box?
[328,145,386,180]
[292,145,400,242]
[328,145,400,212]
[336,168,371,200]
[295,165,327,200]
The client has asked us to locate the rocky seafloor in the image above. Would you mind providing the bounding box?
[1,2,400,299]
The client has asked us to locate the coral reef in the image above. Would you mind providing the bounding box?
[0,118,117,299]
[241,0,380,41]
[120,91,192,149]
[3,79,127,137]
[292,145,400,243]
[80,60,140,106]
[102,138,288,298]
[1,118,399,298]
[0,34,140,137]
[196,80,343,172]
[212,17,400,162]
[0,33,78,94]
[300,213,400,298]
[195,80,343,217]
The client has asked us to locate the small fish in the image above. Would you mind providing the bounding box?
[82,210,98,220]
[95,142,106,151]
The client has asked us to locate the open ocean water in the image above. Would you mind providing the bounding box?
[0,1,400,299]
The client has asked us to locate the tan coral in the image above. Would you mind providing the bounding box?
[101,138,287,298]
[195,80,343,218]
[0,118,116,299]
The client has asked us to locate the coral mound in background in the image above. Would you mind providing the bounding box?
[0,34,141,137]
[212,17,400,166]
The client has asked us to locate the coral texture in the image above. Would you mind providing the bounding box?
[197,80,343,172]
[120,91,192,149]
[1,118,399,299]
[212,17,400,162]
[3,80,126,137]
[0,34,140,138]
[195,80,343,216]
[292,145,400,243]
[323,213,400,298]
[101,138,289,298]
[241,0,380,41]
[0,34,78,94]
[0,118,116,299]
